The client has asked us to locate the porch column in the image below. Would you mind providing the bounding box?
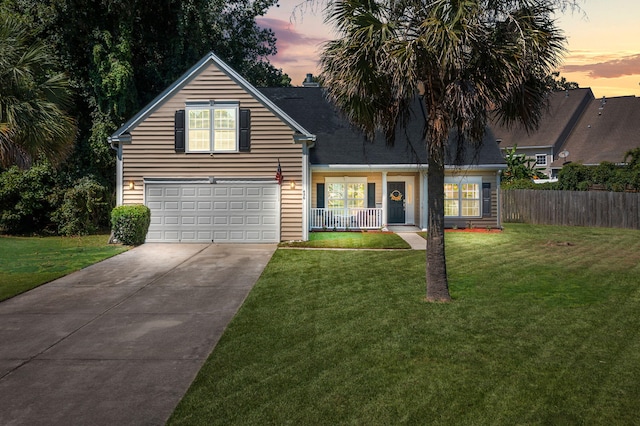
[382,171,388,227]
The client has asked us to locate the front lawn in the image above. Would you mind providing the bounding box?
[0,234,128,301]
[170,224,640,425]
[280,231,410,249]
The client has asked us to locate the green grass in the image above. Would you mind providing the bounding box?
[0,234,128,301]
[170,224,640,425]
[279,231,410,249]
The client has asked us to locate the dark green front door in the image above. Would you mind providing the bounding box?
[387,182,405,224]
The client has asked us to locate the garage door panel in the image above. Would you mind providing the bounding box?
[181,201,196,210]
[230,187,244,196]
[181,216,196,225]
[165,216,179,225]
[146,182,279,243]
[213,201,228,210]
[182,187,196,196]
[214,187,228,196]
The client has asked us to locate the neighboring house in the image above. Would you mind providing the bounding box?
[492,88,594,177]
[549,95,640,173]
[109,52,506,243]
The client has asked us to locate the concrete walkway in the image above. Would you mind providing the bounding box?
[386,225,426,250]
[0,243,276,426]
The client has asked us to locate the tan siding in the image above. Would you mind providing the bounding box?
[311,172,383,208]
[121,62,304,240]
[444,170,501,228]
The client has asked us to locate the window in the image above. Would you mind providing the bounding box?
[536,154,547,166]
[186,101,238,152]
[444,178,481,217]
[325,177,367,210]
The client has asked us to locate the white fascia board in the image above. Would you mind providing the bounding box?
[501,145,553,150]
[445,164,508,170]
[109,52,315,141]
[311,164,506,172]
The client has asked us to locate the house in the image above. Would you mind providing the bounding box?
[549,95,640,173]
[108,52,506,243]
[492,88,594,177]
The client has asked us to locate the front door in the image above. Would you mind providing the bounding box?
[387,182,405,224]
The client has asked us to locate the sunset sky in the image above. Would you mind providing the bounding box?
[259,0,640,98]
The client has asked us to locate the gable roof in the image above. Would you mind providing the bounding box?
[259,87,506,168]
[551,95,640,168]
[108,52,315,144]
[492,88,594,151]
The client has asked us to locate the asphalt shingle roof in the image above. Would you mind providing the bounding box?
[491,88,594,151]
[551,95,640,167]
[258,87,505,167]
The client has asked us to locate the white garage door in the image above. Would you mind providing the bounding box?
[145,180,279,243]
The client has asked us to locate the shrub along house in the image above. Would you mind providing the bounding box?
[108,52,506,243]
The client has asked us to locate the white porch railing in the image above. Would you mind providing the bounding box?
[310,208,383,230]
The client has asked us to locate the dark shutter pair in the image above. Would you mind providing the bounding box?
[174,109,250,152]
[316,182,376,208]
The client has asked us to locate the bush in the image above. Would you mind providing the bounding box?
[501,178,558,190]
[110,205,151,245]
[557,163,592,191]
[0,163,57,234]
[51,176,110,236]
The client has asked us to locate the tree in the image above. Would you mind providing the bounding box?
[2,0,289,185]
[320,0,567,301]
[0,14,76,169]
[546,71,580,91]
[502,146,547,183]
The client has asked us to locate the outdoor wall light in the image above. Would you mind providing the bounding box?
[128,181,135,190]
[289,180,296,190]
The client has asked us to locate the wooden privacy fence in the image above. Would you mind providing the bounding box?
[501,189,640,230]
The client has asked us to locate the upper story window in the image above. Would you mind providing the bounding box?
[186,101,239,153]
[536,154,547,166]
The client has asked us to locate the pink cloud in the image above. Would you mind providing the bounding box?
[562,53,640,78]
[257,17,327,65]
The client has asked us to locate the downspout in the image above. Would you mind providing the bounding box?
[108,136,124,206]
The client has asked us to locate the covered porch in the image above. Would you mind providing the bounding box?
[309,169,423,231]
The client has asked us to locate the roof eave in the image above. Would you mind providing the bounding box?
[109,52,315,141]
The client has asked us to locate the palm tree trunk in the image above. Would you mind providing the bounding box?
[426,143,451,302]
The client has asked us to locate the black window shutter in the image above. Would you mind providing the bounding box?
[482,182,491,217]
[367,183,375,208]
[175,110,185,153]
[239,109,251,152]
[317,183,325,208]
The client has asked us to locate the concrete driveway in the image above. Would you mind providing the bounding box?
[0,243,276,426]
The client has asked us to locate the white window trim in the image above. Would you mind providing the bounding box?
[535,154,547,166]
[444,176,482,218]
[324,177,368,210]
[185,100,239,153]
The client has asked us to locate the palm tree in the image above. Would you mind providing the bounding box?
[0,15,76,169]
[320,0,566,301]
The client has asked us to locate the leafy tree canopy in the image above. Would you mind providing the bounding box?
[0,13,76,169]
[2,0,288,184]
